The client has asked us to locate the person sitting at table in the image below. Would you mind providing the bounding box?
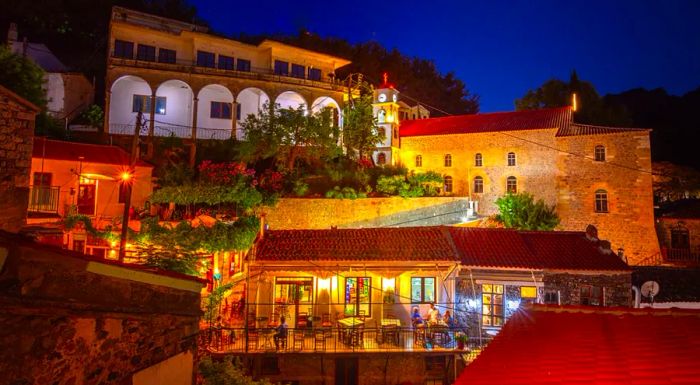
[427,303,441,324]
[411,307,424,327]
[274,316,288,350]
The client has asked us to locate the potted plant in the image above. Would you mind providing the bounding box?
[455,332,468,350]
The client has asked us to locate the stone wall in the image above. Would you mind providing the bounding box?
[542,272,632,307]
[262,197,470,229]
[0,233,204,385]
[657,218,700,253]
[0,86,37,233]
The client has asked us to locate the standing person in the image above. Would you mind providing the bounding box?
[427,303,441,324]
[274,316,288,350]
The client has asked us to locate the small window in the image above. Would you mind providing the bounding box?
[291,63,305,78]
[377,153,386,165]
[411,277,435,304]
[543,290,559,305]
[345,277,371,316]
[210,101,232,119]
[415,155,422,167]
[506,176,517,194]
[595,145,606,162]
[308,67,322,81]
[113,40,134,59]
[132,95,165,114]
[196,51,216,68]
[218,55,234,70]
[580,285,603,306]
[507,152,516,166]
[670,224,690,249]
[444,176,453,193]
[378,109,386,123]
[274,60,289,76]
[482,284,504,326]
[595,189,608,213]
[520,286,537,298]
[444,154,452,167]
[473,176,484,193]
[158,48,176,64]
[236,59,251,72]
[136,44,156,61]
[475,153,483,167]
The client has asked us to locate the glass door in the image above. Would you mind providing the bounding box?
[274,277,313,327]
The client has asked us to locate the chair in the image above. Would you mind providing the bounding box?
[267,312,280,328]
[321,313,333,328]
[350,325,365,348]
[293,329,305,351]
[246,329,259,351]
[274,329,288,351]
[383,324,400,347]
[314,329,327,351]
[296,312,308,329]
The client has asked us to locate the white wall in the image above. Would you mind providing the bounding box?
[44,73,65,116]
[236,88,269,139]
[197,84,234,132]
[109,76,152,130]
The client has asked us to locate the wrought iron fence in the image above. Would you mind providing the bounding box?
[28,186,60,213]
[666,247,700,264]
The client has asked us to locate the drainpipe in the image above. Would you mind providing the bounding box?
[632,286,641,308]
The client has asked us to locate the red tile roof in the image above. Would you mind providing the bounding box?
[450,228,630,271]
[556,123,649,137]
[456,305,700,385]
[400,107,572,137]
[255,227,459,263]
[32,137,153,168]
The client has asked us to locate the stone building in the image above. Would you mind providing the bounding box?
[0,85,38,233]
[655,199,700,265]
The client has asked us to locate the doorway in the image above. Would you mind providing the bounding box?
[274,277,313,327]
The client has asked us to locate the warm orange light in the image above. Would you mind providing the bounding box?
[120,171,132,182]
[572,93,578,112]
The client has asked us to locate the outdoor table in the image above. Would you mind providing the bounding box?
[427,322,450,346]
[337,317,365,346]
[260,329,275,351]
[380,318,401,346]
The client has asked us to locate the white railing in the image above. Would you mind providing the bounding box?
[110,123,233,140]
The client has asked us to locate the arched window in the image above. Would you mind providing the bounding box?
[595,145,606,162]
[377,152,386,165]
[594,189,608,213]
[378,108,386,123]
[670,223,690,250]
[444,154,452,167]
[506,176,517,193]
[507,152,516,166]
[475,153,483,167]
[415,155,423,167]
[473,176,484,193]
[444,176,453,193]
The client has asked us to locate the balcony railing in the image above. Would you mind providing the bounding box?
[203,326,489,359]
[666,247,700,264]
[109,123,233,140]
[28,186,60,213]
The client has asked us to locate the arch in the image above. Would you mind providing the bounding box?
[594,189,609,213]
[108,75,152,134]
[311,96,342,127]
[506,176,517,193]
[237,87,271,140]
[197,84,234,139]
[444,175,453,193]
[473,176,484,193]
[275,91,307,112]
[155,79,194,138]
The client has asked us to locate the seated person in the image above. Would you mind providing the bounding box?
[427,303,441,324]
[443,310,455,328]
[273,316,288,350]
[411,307,424,327]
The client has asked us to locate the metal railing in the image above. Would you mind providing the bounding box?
[28,186,60,213]
[109,123,233,140]
[666,247,700,264]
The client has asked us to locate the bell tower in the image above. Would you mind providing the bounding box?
[372,73,401,166]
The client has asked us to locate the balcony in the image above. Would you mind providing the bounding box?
[28,186,60,214]
[665,247,700,264]
[109,122,233,140]
[109,56,345,92]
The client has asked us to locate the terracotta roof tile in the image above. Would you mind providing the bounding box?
[400,107,571,137]
[456,305,700,385]
[33,137,153,168]
[556,123,649,137]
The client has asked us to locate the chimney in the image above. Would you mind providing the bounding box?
[7,22,17,45]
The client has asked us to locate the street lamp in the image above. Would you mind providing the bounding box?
[118,169,134,262]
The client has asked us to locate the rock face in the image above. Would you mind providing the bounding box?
[0,86,38,233]
[0,233,204,385]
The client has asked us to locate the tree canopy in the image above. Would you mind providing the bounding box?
[0,45,46,108]
[342,92,383,159]
[494,193,560,231]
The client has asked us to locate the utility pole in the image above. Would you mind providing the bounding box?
[118,111,142,262]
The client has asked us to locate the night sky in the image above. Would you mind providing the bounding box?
[192,0,700,112]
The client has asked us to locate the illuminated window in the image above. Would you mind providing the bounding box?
[132,95,166,114]
[345,277,371,316]
[377,152,386,165]
[482,284,504,326]
[595,189,608,213]
[580,285,603,306]
[136,44,156,62]
[595,145,606,162]
[473,176,483,193]
[210,101,232,119]
[158,48,176,64]
[507,152,516,166]
[444,176,453,193]
[475,153,483,167]
[274,277,313,318]
[415,155,423,167]
[506,176,517,194]
[113,40,134,59]
[444,154,452,167]
[520,286,537,298]
[411,277,435,304]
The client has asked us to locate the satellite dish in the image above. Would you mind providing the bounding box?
[641,281,660,298]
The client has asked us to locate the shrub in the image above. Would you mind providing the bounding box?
[293,180,310,197]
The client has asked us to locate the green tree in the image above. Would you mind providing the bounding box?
[0,45,46,108]
[342,92,383,160]
[494,193,560,230]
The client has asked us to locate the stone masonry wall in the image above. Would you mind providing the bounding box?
[262,197,469,229]
[657,218,700,253]
[543,272,632,307]
[0,87,37,233]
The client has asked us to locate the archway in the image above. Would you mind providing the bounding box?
[154,79,194,138]
[197,84,235,140]
[237,87,270,140]
[311,96,342,127]
[108,75,151,135]
[275,91,307,112]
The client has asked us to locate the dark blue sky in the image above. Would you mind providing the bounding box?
[192,0,700,112]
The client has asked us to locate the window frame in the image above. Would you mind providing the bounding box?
[113,39,134,59]
[345,277,371,317]
[196,50,216,68]
[506,176,517,194]
[136,44,156,62]
[444,154,452,167]
[507,152,516,166]
[444,175,453,193]
[308,67,322,81]
[158,48,176,64]
[218,55,234,70]
[475,153,483,167]
[274,60,289,76]
[594,145,606,162]
[580,285,604,306]
[236,59,251,72]
[291,63,306,79]
[132,95,166,114]
[415,155,423,167]
[210,101,233,120]
[594,189,609,213]
[377,152,386,165]
[670,224,690,249]
[411,277,436,304]
[473,176,484,193]
[481,283,504,327]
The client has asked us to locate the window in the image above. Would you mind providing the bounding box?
[595,189,608,213]
[274,277,313,305]
[33,172,52,187]
[158,48,176,64]
[118,181,129,204]
[506,176,517,193]
[308,67,322,81]
[196,50,216,68]
[507,152,516,166]
[411,277,435,304]
[475,153,483,167]
[520,286,537,299]
[473,176,484,193]
[580,285,603,306]
[136,44,156,61]
[291,63,305,78]
[113,40,134,59]
[482,284,504,326]
[444,154,452,167]
[345,277,371,316]
[595,145,606,162]
[543,290,559,305]
[210,101,232,119]
[671,224,690,249]
[236,59,251,72]
[132,95,166,114]
[218,55,234,70]
[32,172,53,206]
[274,60,289,76]
[415,155,422,167]
[444,176,453,193]
[377,152,386,165]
